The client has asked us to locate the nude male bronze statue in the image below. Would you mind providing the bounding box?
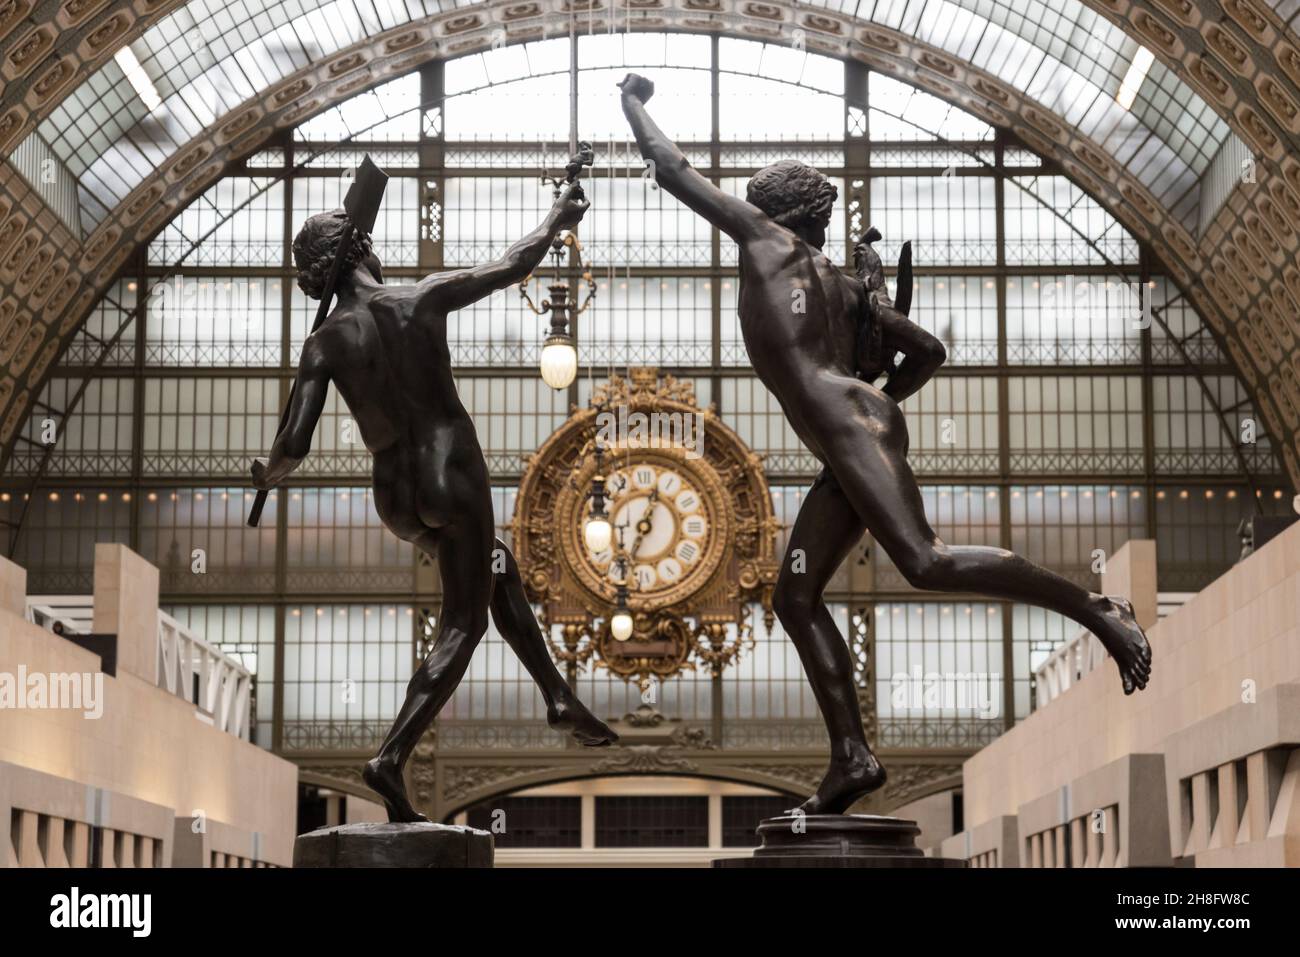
[620,72,1152,815]
[253,181,618,824]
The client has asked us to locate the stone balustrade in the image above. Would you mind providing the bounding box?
[1164,683,1300,867]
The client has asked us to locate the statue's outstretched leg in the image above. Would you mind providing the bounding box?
[821,380,1152,695]
[489,538,618,747]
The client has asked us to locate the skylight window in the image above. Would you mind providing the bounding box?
[1116,47,1154,111]
[114,47,161,112]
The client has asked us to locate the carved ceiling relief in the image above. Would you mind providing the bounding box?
[2,1,1300,485]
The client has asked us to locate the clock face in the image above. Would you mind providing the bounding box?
[585,461,716,600]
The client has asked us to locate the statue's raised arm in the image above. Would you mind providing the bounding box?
[619,73,765,241]
[416,182,589,315]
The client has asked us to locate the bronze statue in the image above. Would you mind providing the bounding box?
[253,177,617,824]
[619,72,1152,815]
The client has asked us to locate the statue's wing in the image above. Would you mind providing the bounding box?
[894,241,913,318]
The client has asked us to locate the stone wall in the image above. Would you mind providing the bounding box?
[953,524,1300,866]
[0,546,298,867]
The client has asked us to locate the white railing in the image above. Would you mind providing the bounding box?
[24,595,252,740]
[1033,628,1107,709]
[157,611,252,741]
[25,596,95,635]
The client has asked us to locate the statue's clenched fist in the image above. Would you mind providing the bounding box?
[554,182,590,228]
[618,73,655,104]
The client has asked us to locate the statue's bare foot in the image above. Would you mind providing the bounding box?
[362,756,429,823]
[1092,596,1152,695]
[548,693,619,747]
[792,745,887,815]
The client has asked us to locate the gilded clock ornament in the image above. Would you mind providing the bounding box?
[513,368,780,690]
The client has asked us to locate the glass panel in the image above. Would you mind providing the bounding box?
[875,601,1004,748]
[282,603,414,751]
[140,487,278,593]
[870,175,998,266]
[144,275,283,366]
[284,488,414,593]
[1006,274,1146,365]
[1009,485,1148,588]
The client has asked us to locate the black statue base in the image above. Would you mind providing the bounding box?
[293,822,493,868]
[714,814,966,868]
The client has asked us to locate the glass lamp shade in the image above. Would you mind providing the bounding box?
[539,335,578,389]
[610,609,634,642]
[584,514,612,553]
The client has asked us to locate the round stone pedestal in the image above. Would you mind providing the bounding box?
[714,814,966,868]
[293,822,493,868]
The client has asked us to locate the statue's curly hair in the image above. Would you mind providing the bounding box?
[291,209,374,299]
[745,160,838,229]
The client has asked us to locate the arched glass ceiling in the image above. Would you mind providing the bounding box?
[14,0,1231,234]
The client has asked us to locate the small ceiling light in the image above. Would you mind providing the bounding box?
[610,580,634,642]
[584,449,612,554]
[540,329,578,390]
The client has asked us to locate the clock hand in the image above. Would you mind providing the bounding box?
[628,489,660,560]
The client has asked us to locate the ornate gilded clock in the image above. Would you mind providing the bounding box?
[512,368,780,689]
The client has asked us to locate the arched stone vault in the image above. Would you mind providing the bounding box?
[2,0,1300,485]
